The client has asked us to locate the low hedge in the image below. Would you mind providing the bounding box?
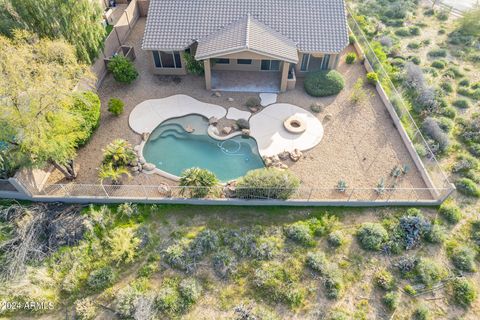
[304,70,345,97]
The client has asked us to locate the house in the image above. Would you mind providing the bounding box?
[142,0,349,92]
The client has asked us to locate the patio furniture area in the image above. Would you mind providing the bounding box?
[211,70,281,93]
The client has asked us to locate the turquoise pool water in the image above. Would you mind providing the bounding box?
[143,114,264,182]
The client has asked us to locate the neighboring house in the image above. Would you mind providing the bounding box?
[142,0,349,92]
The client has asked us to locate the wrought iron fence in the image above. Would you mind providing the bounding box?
[346,6,453,197]
[17,181,453,204]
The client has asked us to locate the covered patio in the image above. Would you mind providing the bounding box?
[195,15,298,93]
[211,70,282,92]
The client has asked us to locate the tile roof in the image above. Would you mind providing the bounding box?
[142,0,349,54]
[195,15,299,63]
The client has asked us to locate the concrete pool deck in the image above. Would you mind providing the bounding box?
[128,95,227,134]
[129,95,324,161]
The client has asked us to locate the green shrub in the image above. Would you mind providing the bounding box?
[245,97,261,108]
[424,223,446,244]
[179,167,218,198]
[431,60,446,69]
[440,82,454,93]
[304,70,345,97]
[108,98,125,115]
[183,52,204,75]
[407,42,421,49]
[439,203,462,224]
[455,178,480,197]
[346,52,357,64]
[441,106,457,119]
[253,260,305,307]
[324,267,344,299]
[87,266,115,290]
[413,305,430,320]
[436,10,449,21]
[409,56,421,65]
[178,278,202,305]
[306,251,329,274]
[446,66,465,78]
[310,103,322,113]
[236,168,300,200]
[459,78,470,87]
[72,91,101,146]
[75,297,97,320]
[453,99,470,109]
[395,27,412,37]
[415,258,446,287]
[404,284,417,296]
[382,291,399,311]
[102,139,136,168]
[375,269,395,291]
[349,34,356,44]
[356,223,388,251]
[450,246,477,272]
[156,284,182,314]
[285,221,315,246]
[327,230,346,248]
[366,72,379,85]
[409,26,421,35]
[98,163,131,185]
[107,55,138,84]
[107,227,140,264]
[452,278,477,308]
[428,49,447,58]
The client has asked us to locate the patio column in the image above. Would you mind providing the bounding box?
[280,62,290,92]
[204,59,212,90]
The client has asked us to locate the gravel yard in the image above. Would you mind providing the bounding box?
[47,18,431,200]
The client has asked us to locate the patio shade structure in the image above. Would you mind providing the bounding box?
[195,15,299,92]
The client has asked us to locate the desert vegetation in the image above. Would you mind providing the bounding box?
[0,202,478,319]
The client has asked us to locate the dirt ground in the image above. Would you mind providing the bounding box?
[47,18,431,200]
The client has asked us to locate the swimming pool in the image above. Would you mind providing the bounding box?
[142,114,264,182]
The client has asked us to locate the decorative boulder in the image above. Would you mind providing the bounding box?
[289,149,303,162]
[236,118,250,129]
[143,163,156,171]
[241,129,250,137]
[209,117,218,125]
[222,126,232,135]
[142,132,150,141]
[227,97,234,102]
[214,91,222,97]
[278,151,289,160]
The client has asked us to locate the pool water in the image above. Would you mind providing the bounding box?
[143,114,264,182]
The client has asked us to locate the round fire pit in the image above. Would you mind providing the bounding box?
[284,116,307,134]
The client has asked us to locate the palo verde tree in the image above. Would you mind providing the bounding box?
[0,31,91,179]
[0,0,105,64]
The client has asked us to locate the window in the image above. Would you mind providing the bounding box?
[152,51,182,68]
[260,60,280,71]
[237,59,252,65]
[321,54,330,70]
[214,58,230,64]
[300,54,310,71]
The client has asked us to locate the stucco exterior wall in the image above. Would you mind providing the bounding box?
[148,50,187,75]
[209,51,288,72]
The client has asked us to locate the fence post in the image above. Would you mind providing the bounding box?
[348,188,355,201]
[141,185,148,200]
[60,184,70,197]
[101,184,109,198]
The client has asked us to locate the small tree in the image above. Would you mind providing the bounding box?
[98,163,131,185]
[0,31,89,179]
[107,56,138,84]
[179,167,219,198]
